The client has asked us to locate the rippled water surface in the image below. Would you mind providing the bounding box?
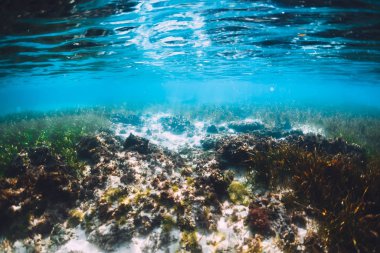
[1,0,380,113]
[1,2,380,252]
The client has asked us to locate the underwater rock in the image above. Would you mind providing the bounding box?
[77,136,102,161]
[35,169,79,202]
[111,113,142,126]
[246,203,271,234]
[275,117,292,131]
[160,116,194,135]
[289,133,365,157]
[211,170,235,196]
[291,211,307,228]
[180,231,202,253]
[49,225,73,248]
[0,147,80,238]
[178,215,196,231]
[196,166,234,197]
[28,146,58,167]
[206,125,218,134]
[159,190,175,207]
[218,139,252,166]
[7,151,29,176]
[1,126,377,253]
[88,221,134,251]
[77,133,121,163]
[124,133,150,154]
[228,121,265,133]
[303,232,324,253]
[134,214,161,235]
[200,137,218,150]
[256,128,303,139]
[67,209,85,227]
[217,135,269,168]
[120,170,136,184]
[260,129,284,139]
[29,214,54,235]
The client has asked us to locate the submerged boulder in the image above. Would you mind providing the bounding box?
[228,121,265,133]
[160,116,194,135]
[216,135,273,168]
[290,134,365,157]
[77,132,122,163]
[124,133,150,154]
[29,146,60,167]
[206,125,218,134]
[246,203,271,233]
[200,137,218,150]
[111,113,142,126]
[0,147,80,238]
[88,221,134,251]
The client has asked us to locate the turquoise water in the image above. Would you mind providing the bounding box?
[2,2,380,252]
[1,0,380,114]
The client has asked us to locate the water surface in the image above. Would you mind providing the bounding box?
[1,0,380,114]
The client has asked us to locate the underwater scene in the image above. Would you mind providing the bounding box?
[0,0,380,252]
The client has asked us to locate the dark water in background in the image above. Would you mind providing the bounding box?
[0,0,380,114]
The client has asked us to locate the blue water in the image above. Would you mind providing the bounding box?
[1,0,380,114]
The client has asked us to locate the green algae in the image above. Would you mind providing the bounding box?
[132,188,151,204]
[171,184,179,192]
[186,176,195,186]
[180,231,201,253]
[68,209,85,227]
[162,214,176,232]
[0,109,110,176]
[227,181,251,206]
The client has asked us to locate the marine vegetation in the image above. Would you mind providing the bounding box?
[227,181,251,205]
[218,133,380,252]
[0,109,110,176]
[0,108,379,252]
[180,230,201,252]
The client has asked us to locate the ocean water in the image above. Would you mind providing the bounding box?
[0,0,380,114]
[1,1,380,253]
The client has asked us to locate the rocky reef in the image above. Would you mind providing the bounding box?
[0,146,80,240]
[0,114,379,253]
